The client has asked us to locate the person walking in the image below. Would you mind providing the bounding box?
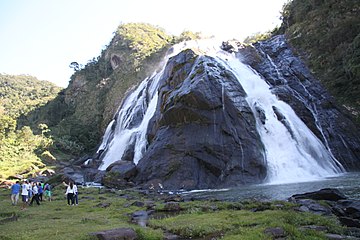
[44,183,52,201]
[38,183,44,201]
[29,182,40,206]
[21,180,30,210]
[65,182,75,206]
[73,183,78,205]
[28,181,33,200]
[10,181,21,206]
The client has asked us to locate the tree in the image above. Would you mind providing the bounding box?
[69,62,81,71]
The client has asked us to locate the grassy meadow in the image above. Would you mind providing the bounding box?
[0,186,347,240]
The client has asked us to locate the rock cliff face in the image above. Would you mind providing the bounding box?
[134,49,267,189]
[95,35,360,190]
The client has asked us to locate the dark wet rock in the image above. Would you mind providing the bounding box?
[90,227,137,240]
[106,161,137,180]
[131,201,145,207]
[291,189,360,229]
[93,172,106,183]
[264,227,286,238]
[336,200,360,219]
[135,49,266,189]
[101,161,137,189]
[95,202,111,208]
[339,217,360,228]
[102,172,135,190]
[297,205,310,213]
[291,188,347,201]
[294,199,332,215]
[345,228,360,238]
[84,169,105,183]
[121,137,136,162]
[61,166,84,184]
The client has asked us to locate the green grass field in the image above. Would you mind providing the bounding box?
[0,186,347,240]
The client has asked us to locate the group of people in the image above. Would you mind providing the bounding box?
[10,180,52,209]
[10,180,79,208]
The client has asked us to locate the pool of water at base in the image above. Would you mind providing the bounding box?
[181,172,360,201]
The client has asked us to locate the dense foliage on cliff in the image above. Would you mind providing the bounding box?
[277,0,360,121]
[0,74,61,118]
[0,74,60,181]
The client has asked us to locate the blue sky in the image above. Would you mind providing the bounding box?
[0,0,288,87]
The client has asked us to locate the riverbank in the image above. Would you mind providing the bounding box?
[1,185,360,239]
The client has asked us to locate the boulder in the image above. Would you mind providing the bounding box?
[61,166,84,184]
[337,200,360,219]
[291,188,347,201]
[90,228,137,240]
[328,199,360,228]
[291,188,360,229]
[264,227,286,238]
[106,161,137,180]
[294,199,332,216]
[338,217,360,228]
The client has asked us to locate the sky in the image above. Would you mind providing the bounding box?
[0,0,288,88]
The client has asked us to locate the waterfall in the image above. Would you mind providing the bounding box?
[214,51,343,184]
[97,71,163,170]
[97,39,344,183]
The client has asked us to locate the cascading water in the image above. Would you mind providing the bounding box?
[97,39,344,183]
[97,71,162,170]
[216,53,343,183]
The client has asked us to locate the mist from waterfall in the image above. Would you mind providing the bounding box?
[96,39,344,183]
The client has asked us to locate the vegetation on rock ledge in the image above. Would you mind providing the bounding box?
[277,0,360,122]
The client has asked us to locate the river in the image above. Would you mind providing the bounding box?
[181,172,360,201]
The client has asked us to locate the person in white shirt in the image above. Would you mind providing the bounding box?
[73,183,78,205]
[21,181,30,210]
[29,182,40,206]
[65,182,75,206]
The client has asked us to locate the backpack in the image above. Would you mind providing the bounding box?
[45,184,51,191]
